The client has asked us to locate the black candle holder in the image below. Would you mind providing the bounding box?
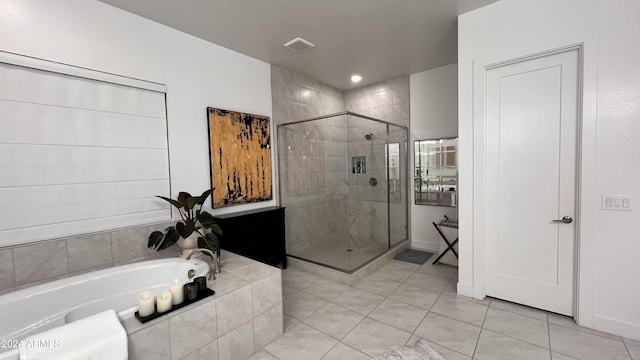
[134,287,215,324]
[194,276,207,294]
[183,282,198,301]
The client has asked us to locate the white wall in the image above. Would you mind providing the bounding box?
[0,0,274,230]
[459,0,640,340]
[410,63,458,250]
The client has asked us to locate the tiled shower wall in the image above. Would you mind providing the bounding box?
[272,66,350,264]
[278,118,349,263]
[271,66,344,125]
[344,76,410,128]
[0,222,174,294]
[347,118,389,249]
[344,77,410,252]
[273,65,410,269]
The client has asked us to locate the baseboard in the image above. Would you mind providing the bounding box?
[456,282,475,298]
[592,314,640,341]
[411,239,439,252]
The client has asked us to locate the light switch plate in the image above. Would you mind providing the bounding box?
[602,195,633,211]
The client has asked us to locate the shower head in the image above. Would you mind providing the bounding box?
[365,133,373,140]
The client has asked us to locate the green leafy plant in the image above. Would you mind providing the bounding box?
[148,189,222,258]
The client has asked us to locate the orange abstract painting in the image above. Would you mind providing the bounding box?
[207,107,272,208]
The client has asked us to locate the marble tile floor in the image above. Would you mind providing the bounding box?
[250,258,639,360]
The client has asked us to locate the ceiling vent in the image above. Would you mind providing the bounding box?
[283,37,315,53]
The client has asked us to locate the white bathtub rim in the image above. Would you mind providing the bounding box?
[0,257,209,359]
[0,257,208,303]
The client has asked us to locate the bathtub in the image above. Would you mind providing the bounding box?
[0,257,210,360]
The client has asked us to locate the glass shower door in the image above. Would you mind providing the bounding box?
[388,123,408,247]
[277,115,351,270]
[278,111,408,273]
[347,114,389,270]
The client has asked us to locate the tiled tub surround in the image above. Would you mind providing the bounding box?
[124,251,283,360]
[0,248,283,360]
[0,257,210,360]
[0,222,176,294]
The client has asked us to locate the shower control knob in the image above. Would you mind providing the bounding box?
[369,177,378,186]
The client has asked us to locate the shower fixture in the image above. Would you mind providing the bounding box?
[365,133,373,140]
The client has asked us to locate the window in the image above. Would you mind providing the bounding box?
[0,53,170,246]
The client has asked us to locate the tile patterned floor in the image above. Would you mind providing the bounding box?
[251,259,638,360]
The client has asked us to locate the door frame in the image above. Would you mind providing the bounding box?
[470,43,596,324]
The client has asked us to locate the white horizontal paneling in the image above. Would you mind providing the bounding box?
[0,180,169,212]
[0,55,170,246]
[0,166,168,187]
[0,100,167,149]
[2,196,169,230]
[0,145,168,167]
[0,62,166,118]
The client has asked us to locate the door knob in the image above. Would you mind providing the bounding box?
[552,216,573,224]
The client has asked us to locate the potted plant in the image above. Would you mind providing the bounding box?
[148,189,222,259]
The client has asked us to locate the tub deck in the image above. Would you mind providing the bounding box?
[0,250,283,360]
[124,251,283,360]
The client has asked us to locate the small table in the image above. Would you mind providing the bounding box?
[432,220,458,265]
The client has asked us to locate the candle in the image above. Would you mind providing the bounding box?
[138,291,155,317]
[170,278,184,305]
[157,291,172,313]
[184,282,198,301]
[194,276,207,294]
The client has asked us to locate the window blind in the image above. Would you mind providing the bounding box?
[0,53,171,246]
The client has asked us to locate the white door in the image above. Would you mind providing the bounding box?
[485,48,579,316]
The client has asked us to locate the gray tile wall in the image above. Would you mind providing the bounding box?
[274,67,410,269]
[344,77,410,252]
[347,118,389,250]
[278,118,350,260]
[272,66,350,265]
[123,253,283,360]
[0,222,177,293]
[271,66,344,125]
[344,76,410,128]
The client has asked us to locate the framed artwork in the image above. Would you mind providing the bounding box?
[206,107,272,208]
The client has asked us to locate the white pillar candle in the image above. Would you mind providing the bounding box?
[157,291,172,313]
[170,278,184,305]
[138,291,155,317]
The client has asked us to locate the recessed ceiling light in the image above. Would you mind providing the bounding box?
[351,74,362,83]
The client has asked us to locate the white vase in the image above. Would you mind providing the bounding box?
[177,233,199,257]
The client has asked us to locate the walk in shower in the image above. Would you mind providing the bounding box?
[277,112,408,272]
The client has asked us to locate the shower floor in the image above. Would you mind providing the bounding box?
[291,240,395,272]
